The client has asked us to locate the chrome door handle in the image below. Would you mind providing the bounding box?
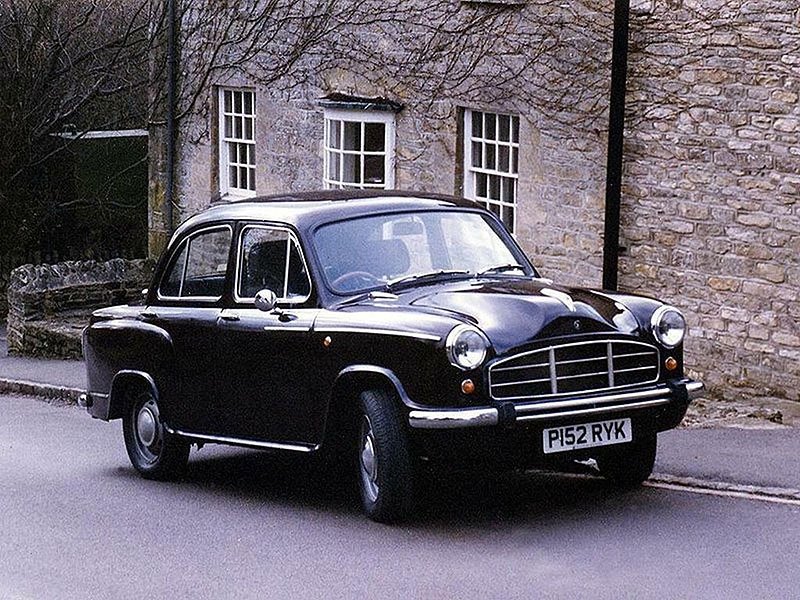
[140,311,158,321]
[219,311,240,322]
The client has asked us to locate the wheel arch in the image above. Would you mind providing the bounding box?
[108,370,160,421]
[321,365,416,449]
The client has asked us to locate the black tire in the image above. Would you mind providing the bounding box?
[356,389,415,523]
[596,432,657,487]
[122,386,189,480]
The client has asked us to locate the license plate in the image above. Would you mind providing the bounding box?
[542,418,632,454]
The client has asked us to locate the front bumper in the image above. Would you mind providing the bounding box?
[408,379,704,430]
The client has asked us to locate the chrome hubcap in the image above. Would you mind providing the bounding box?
[136,400,159,449]
[360,416,379,502]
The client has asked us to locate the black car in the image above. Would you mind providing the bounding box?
[81,190,703,522]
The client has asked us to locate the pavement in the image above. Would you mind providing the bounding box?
[1,324,799,500]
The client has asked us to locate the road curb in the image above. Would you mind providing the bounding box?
[650,472,800,503]
[0,378,82,403]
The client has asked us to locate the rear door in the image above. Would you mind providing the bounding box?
[148,224,233,432]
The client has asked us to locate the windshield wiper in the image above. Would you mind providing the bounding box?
[386,269,470,291]
[477,263,526,277]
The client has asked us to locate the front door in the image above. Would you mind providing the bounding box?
[214,224,320,444]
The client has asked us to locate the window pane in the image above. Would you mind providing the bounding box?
[512,147,519,174]
[502,206,514,232]
[328,120,341,149]
[364,122,385,152]
[512,116,520,143]
[343,121,361,151]
[471,141,482,168]
[364,155,385,185]
[485,143,496,170]
[485,113,496,140]
[238,228,288,298]
[476,172,487,197]
[498,115,510,142]
[471,111,482,138]
[235,116,243,139]
[343,154,362,184]
[224,90,232,113]
[224,116,232,138]
[287,239,311,299]
[501,178,514,202]
[244,118,253,140]
[498,145,510,173]
[243,92,253,115]
[229,165,238,188]
[160,242,188,297]
[248,167,256,190]
[234,91,242,113]
[183,229,231,298]
[328,151,340,181]
[489,174,501,200]
[239,166,248,188]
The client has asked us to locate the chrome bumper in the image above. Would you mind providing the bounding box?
[408,379,704,430]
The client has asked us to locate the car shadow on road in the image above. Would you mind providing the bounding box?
[158,444,649,527]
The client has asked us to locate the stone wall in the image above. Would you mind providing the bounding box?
[7,259,154,358]
[621,1,800,400]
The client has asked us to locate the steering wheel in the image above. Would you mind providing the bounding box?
[331,271,381,292]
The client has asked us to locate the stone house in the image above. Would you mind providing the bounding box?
[149,0,799,403]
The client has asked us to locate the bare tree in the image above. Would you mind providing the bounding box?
[0,0,150,257]
[149,0,617,140]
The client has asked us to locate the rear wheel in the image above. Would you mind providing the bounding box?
[357,389,415,523]
[122,387,189,480]
[596,433,657,487]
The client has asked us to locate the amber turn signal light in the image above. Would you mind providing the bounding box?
[665,356,678,371]
[461,379,476,394]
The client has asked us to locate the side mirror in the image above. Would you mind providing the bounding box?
[254,289,278,313]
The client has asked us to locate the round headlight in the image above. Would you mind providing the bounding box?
[446,325,489,370]
[651,306,686,348]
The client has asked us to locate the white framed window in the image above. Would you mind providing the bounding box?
[219,88,256,197]
[464,109,520,233]
[323,108,395,189]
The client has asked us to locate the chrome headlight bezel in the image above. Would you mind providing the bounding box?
[650,305,687,349]
[446,324,490,370]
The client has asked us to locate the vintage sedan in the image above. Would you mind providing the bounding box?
[81,190,703,522]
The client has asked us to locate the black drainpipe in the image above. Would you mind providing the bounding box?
[164,0,177,237]
[602,0,630,291]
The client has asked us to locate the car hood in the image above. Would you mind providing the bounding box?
[405,278,643,355]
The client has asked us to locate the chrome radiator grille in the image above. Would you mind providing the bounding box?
[488,340,660,402]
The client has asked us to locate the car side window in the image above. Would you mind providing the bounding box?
[237,225,311,302]
[158,226,232,300]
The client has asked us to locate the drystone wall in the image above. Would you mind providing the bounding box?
[621,1,800,400]
[7,259,154,359]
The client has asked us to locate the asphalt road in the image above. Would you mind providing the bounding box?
[2,394,799,599]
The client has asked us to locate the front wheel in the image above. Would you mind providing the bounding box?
[596,433,657,487]
[357,389,415,523]
[122,387,189,480]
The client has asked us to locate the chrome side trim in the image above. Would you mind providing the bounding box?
[408,407,499,429]
[515,398,671,422]
[165,426,319,453]
[316,327,441,342]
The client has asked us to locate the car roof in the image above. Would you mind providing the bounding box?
[171,190,483,240]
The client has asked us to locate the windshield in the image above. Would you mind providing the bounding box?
[313,210,535,294]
